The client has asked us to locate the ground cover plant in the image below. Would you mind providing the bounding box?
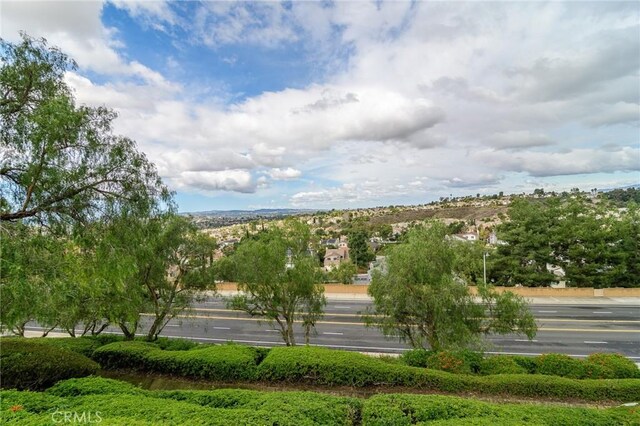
[1,377,639,425]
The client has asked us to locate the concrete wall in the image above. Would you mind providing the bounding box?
[216,282,640,297]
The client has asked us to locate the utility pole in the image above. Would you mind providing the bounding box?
[483,252,488,287]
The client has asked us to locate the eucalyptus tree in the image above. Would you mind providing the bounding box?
[365,223,536,351]
[228,221,326,346]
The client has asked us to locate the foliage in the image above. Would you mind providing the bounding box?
[256,346,640,401]
[535,353,588,379]
[329,260,357,284]
[366,223,536,350]
[400,349,434,368]
[0,34,170,228]
[491,198,557,286]
[92,341,260,381]
[361,393,640,426]
[227,220,326,345]
[603,187,640,205]
[348,228,375,268]
[2,377,362,426]
[493,196,639,287]
[86,212,217,340]
[0,339,99,390]
[3,378,639,425]
[586,353,640,379]
[478,356,527,375]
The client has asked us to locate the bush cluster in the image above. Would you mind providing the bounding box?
[0,340,99,391]
[401,348,640,380]
[257,346,640,402]
[362,393,640,426]
[93,341,260,381]
[2,377,639,425]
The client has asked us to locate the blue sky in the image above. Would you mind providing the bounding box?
[2,1,639,212]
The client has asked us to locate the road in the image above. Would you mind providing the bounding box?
[26,296,639,360]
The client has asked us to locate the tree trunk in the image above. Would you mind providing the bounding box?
[286,320,296,346]
[119,322,137,340]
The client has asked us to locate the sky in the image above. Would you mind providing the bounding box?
[1,1,639,212]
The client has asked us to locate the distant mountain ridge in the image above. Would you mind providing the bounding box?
[182,208,320,218]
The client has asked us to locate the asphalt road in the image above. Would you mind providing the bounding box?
[25,297,640,360]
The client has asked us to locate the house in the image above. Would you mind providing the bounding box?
[324,247,349,270]
[450,232,479,243]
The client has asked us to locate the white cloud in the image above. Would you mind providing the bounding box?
[4,1,638,204]
[483,131,555,150]
[267,168,302,181]
[174,170,255,194]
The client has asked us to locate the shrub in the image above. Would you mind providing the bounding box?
[425,351,473,374]
[150,337,200,351]
[361,393,640,426]
[536,353,586,379]
[92,341,259,381]
[47,377,145,397]
[400,349,434,368]
[25,337,103,357]
[257,346,640,402]
[478,356,527,375]
[586,353,640,379]
[510,355,537,374]
[0,339,99,390]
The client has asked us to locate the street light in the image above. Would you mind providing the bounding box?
[483,251,488,287]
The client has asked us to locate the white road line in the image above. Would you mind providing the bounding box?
[323,332,344,335]
[334,306,352,309]
[514,339,538,342]
[593,311,612,314]
[538,310,557,313]
[164,324,180,327]
[265,329,280,332]
[213,326,230,330]
[584,341,607,344]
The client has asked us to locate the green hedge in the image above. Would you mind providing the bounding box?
[257,346,640,402]
[400,348,639,380]
[93,342,259,381]
[478,356,527,375]
[2,378,639,425]
[361,393,640,426]
[1,378,361,425]
[0,340,99,391]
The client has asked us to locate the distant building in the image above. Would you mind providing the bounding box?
[324,247,349,270]
[451,232,479,242]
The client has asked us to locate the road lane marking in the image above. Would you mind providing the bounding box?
[334,306,352,309]
[164,324,180,327]
[514,339,538,342]
[538,311,557,313]
[584,341,607,344]
[323,332,344,335]
[265,329,280,332]
[213,327,230,330]
[593,312,612,314]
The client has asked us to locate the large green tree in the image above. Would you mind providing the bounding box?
[366,223,536,351]
[492,198,557,286]
[91,212,217,340]
[348,228,375,268]
[227,221,326,346]
[1,34,169,227]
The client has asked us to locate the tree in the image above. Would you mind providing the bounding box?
[227,222,326,346]
[492,198,556,286]
[88,212,217,340]
[348,228,375,268]
[1,34,169,228]
[329,260,357,284]
[365,223,536,351]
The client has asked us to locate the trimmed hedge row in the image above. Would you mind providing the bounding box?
[401,349,640,379]
[2,378,361,426]
[93,341,260,381]
[362,393,640,426]
[0,340,99,391]
[257,346,640,401]
[2,377,639,425]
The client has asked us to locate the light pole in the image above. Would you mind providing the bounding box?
[483,251,488,287]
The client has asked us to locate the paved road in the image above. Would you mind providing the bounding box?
[25,297,640,360]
